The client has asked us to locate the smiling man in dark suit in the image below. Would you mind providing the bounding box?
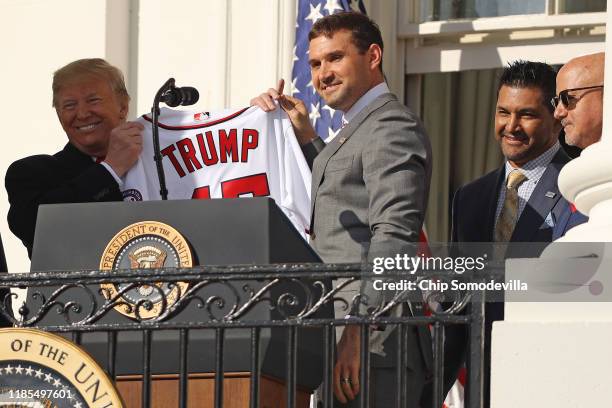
[5,58,143,258]
[252,11,432,408]
[453,61,585,245]
[451,60,587,407]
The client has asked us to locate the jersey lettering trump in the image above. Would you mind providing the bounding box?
[123,107,311,238]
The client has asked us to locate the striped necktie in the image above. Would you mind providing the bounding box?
[494,170,527,242]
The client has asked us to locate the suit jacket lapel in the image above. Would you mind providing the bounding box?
[309,93,395,225]
[511,149,570,241]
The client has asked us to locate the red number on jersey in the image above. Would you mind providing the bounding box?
[191,185,211,199]
[222,173,269,198]
[192,173,270,199]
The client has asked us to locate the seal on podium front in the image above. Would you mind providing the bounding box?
[99,221,193,320]
[0,328,123,407]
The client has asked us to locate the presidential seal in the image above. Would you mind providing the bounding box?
[121,189,142,202]
[0,328,123,408]
[99,221,193,320]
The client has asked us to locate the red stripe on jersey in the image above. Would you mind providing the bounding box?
[457,366,467,386]
[569,203,577,213]
[418,228,432,257]
[143,107,250,130]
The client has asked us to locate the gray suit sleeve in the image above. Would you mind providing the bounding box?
[360,108,432,310]
[363,108,432,261]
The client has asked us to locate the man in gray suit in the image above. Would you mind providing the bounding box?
[252,11,432,407]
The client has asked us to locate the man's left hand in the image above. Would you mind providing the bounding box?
[250,79,317,146]
[334,325,362,404]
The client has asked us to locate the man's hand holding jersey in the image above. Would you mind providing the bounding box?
[104,121,144,177]
[250,79,318,146]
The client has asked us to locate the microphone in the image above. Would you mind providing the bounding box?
[160,86,199,107]
[151,78,199,200]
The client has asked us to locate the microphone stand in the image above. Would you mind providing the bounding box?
[151,78,175,200]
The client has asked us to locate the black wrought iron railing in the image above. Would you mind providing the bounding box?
[0,264,485,408]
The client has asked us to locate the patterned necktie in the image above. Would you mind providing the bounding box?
[494,170,528,242]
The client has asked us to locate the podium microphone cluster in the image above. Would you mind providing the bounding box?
[152,78,200,200]
[160,86,199,107]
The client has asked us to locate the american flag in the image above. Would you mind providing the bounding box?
[291,0,366,141]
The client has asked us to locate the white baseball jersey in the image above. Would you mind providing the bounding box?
[122,106,311,238]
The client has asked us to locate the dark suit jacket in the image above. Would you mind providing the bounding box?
[552,201,588,241]
[452,148,584,244]
[5,143,123,258]
[449,147,587,406]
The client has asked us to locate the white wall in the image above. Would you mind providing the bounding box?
[0,0,295,274]
[135,0,295,114]
[0,0,109,273]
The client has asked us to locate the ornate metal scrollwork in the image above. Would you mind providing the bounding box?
[0,266,473,329]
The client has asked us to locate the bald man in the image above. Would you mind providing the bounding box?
[553,52,604,149]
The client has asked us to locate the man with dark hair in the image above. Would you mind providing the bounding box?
[308,11,384,72]
[451,60,587,407]
[5,58,143,257]
[454,60,586,244]
[252,11,432,408]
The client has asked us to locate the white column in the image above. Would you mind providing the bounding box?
[367,0,404,100]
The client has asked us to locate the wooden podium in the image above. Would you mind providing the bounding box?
[29,199,330,408]
[116,373,311,408]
